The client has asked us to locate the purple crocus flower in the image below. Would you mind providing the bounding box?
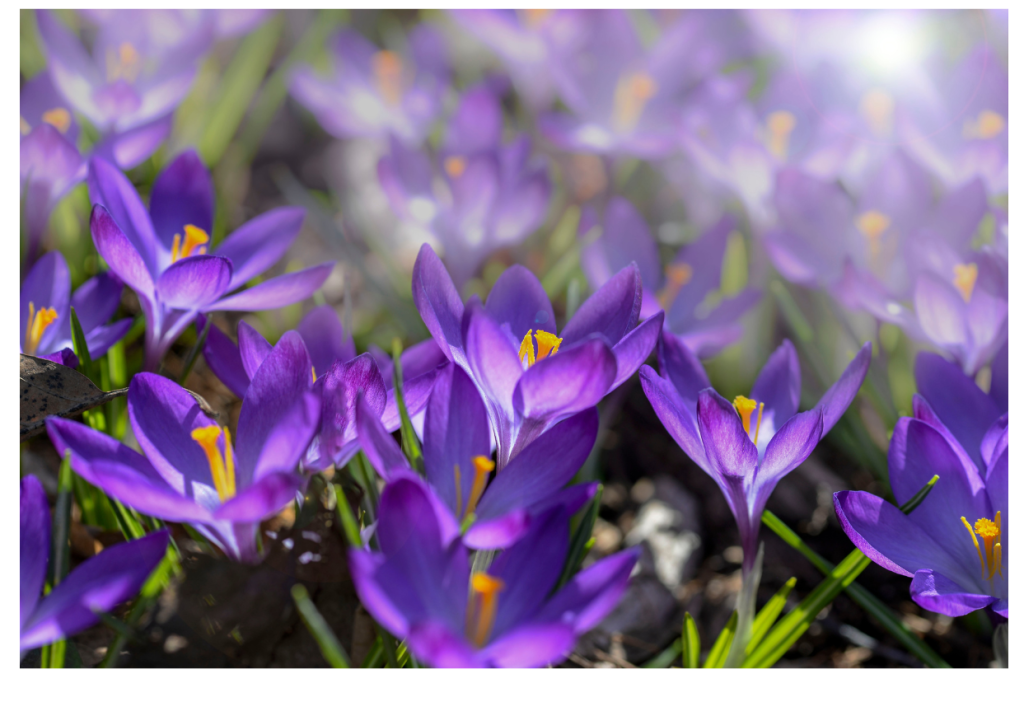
[20,251,132,367]
[21,474,169,656]
[290,26,449,145]
[413,243,662,469]
[580,198,759,358]
[34,10,208,169]
[378,85,551,288]
[357,362,600,549]
[87,150,333,370]
[834,358,1008,617]
[47,333,320,563]
[348,476,639,667]
[640,333,871,573]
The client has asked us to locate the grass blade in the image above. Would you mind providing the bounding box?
[682,612,700,668]
[390,338,423,472]
[292,584,350,667]
[747,577,797,655]
[334,484,363,548]
[555,485,602,590]
[703,611,737,668]
[643,638,681,668]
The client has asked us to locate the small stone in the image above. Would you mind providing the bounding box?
[164,635,188,654]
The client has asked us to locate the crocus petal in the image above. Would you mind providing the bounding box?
[20,530,169,651]
[297,304,355,376]
[423,364,491,511]
[696,389,758,483]
[638,366,712,475]
[20,475,50,632]
[914,274,968,352]
[213,472,305,522]
[533,547,641,634]
[750,408,823,521]
[580,197,662,298]
[357,392,411,480]
[406,621,480,668]
[38,348,79,368]
[561,263,642,348]
[34,10,104,126]
[608,311,662,390]
[750,339,801,432]
[483,622,577,668]
[214,207,307,292]
[989,341,1007,413]
[20,252,72,352]
[155,255,232,310]
[914,352,1000,467]
[658,330,711,408]
[814,342,871,434]
[199,317,250,398]
[206,263,334,312]
[319,354,388,466]
[87,156,162,275]
[90,205,154,297]
[512,337,617,426]
[91,116,172,170]
[70,272,123,335]
[909,570,997,618]
[463,510,531,552]
[484,265,558,340]
[149,149,214,249]
[236,332,315,485]
[237,320,273,382]
[412,243,466,364]
[980,415,1008,474]
[464,304,523,462]
[347,548,411,638]
[83,319,133,360]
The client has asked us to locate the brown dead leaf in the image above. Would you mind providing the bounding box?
[20,354,127,441]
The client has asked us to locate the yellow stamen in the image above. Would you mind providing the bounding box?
[463,455,495,518]
[171,225,210,263]
[467,573,505,647]
[444,156,466,179]
[953,263,978,303]
[20,116,31,135]
[191,425,236,502]
[518,330,536,368]
[766,110,796,160]
[856,211,891,260]
[453,463,463,518]
[373,50,404,107]
[106,42,141,83]
[993,543,1003,578]
[534,330,562,360]
[520,9,551,28]
[860,89,894,136]
[732,395,758,435]
[962,512,1003,581]
[42,107,72,134]
[656,261,693,309]
[311,366,317,383]
[963,110,1006,140]
[612,72,657,132]
[752,401,765,445]
[24,302,59,355]
[961,516,987,578]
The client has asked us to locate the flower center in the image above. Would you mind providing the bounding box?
[466,572,505,647]
[765,110,796,160]
[961,511,1003,581]
[520,9,551,28]
[963,110,1006,140]
[860,89,894,136]
[856,210,891,261]
[171,225,210,263]
[518,329,563,368]
[657,261,694,309]
[953,262,978,303]
[454,455,495,521]
[191,425,237,502]
[373,50,404,107]
[24,302,59,356]
[612,71,657,132]
[106,42,141,83]
[732,395,764,444]
[42,107,72,134]
[444,155,466,179]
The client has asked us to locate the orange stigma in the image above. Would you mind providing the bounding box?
[24,302,59,355]
[191,425,237,502]
[444,156,466,179]
[860,90,894,136]
[963,110,1006,140]
[520,9,551,28]
[961,512,1003,581]
[171,225,210,263]
[42,107,72,134]
[953,263,978,303]
[106,42,141,83]
[612,72,657,132]
[657,261,694,309]
[518,329,562,368]
[373,50,404,107]
[466,573,506,647]
[856,211,891,261]
[765,111,796,160]
[732,395,764,443]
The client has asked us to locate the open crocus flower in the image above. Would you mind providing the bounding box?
[640,332,871,572]
[20,251,132,367]
[580,199,759,358]
[834,380,1008,618]
[348,476,639,667]
[290,26,449,145]
[21,475,169,656]
[87,151,333,370]
[413,243,662,468]
[47,333,320,563]
[34,10,209,169]
[357,363,600,549]
[378,84,551,288]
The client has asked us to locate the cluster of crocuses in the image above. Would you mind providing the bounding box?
[21,9,1008,666]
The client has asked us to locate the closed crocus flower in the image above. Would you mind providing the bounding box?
[21,475,169,657]
[87,151,333,370]
[290,26,449,145]
[580,199,759,358]
[834,357,1008,618]
[47,333,320,563]
[349,477,639,667]
[20,251,132,367]
[357,363,600,549]
[413,243,662,469]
